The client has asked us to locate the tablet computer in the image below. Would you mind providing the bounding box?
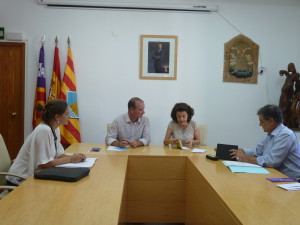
[216,143,238,160]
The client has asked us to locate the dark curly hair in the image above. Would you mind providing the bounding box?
[171,103,194,123]
[257,105,283,124]
[37,99,68,124]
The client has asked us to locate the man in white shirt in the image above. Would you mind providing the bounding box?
[105,97,151,148]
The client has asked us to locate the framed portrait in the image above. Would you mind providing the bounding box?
[223,34,259,84]
[140,35,178,80]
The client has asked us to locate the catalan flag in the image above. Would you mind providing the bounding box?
[32,45,46,129]
[60,46,81,144]
[48,44,61,101]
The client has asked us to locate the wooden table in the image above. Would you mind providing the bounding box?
[0,144,299,225]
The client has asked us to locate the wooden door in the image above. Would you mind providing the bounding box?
[0,42,25,159]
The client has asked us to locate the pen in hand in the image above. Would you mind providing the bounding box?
[78,153,87,162]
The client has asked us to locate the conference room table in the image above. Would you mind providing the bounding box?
[0,144,300,225]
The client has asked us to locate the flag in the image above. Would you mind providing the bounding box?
[60,47,81,144]
[48,46,61,101]
[32,46,46,129]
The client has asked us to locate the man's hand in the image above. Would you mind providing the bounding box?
[111,139,129,147]
[230,148,259,164]
[129,140,143,148]
[119,139,130,147]
[229,148,246,161]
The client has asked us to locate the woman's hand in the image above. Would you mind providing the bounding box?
[70,154,86,163]
[185,140,193,148]
[170,138,177,145]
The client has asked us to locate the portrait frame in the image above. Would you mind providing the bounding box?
[139,35,178,80]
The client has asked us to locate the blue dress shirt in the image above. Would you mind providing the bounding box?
[244,123,300,180]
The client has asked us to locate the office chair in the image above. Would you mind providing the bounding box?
[0,134,25,199]
[199,124,208,146]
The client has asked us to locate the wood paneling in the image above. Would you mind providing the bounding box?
[185,158,241,225]
[127,156,186,223]
[127,180,185,201]
[118,179,127,225]
[127,156,186,179]
[127,201,185,223]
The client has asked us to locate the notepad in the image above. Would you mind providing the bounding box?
[223,161,261,167]
[277,183,300,191]
[107,146,128,151]
[56,158,97,168]
[191,148,207,153]
[222,161,270,174]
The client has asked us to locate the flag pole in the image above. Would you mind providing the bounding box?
[32,36,46,129]
[60,36,81,145]
[67,36,71,47]
[41,35,45,46]
[48,36,62,101]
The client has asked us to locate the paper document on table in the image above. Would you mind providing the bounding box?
[107,146,128,151]
[277,183,300,191]
[56,158,97,168]
[191,149,207,153]
[222,161,269,174]
[228,166,270,174]
[223,161,261,167]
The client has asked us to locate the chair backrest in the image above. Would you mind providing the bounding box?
[0,134,12,185]
[199,124,207,146]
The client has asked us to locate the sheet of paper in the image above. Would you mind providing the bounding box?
[107,146,128,151]
[56,158,97,168]
[191,148,207,153]
[277,183,300,191]
[180,147,190,150]
[223,161,261,167]
[228,166,270,174]
[222,161,269,174]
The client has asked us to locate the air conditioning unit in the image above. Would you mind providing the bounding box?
[38,0,219,13]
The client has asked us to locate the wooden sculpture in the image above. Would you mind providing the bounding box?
[279,63,300,128]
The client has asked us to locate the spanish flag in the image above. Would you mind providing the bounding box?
[32,46,46,129]
[60,46,81,144]
[48,45,61,101]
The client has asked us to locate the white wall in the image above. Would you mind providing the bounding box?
[1,0,300,148]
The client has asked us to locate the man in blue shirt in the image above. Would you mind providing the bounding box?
[230,105,300,181]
